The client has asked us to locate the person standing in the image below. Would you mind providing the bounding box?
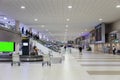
[33,46,39,55]
[64,45,66,51]
[78,45,82,55]
[22,27,24,34]
[112,46,116,55]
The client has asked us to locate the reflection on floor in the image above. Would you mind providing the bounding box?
[0,48,120,80]
[72,48,120,80]
[87,71,120,75]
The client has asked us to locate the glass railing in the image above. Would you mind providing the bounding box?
[22,33,60,52]
[34,39,60,52]
[0,22,16,31]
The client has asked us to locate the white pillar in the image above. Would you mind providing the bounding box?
[29,28,32,33]
[15,20,20,31]
[15,20,20,54]
[15,42,19,54]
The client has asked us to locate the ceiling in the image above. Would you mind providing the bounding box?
[0,0,120,41]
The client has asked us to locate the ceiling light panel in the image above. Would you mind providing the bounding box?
[3,17,7,20]
[116,5,120,8]
[66,18,70,21]
[21,6,26,9]
[34,19,38,21]
[68,6,72,9]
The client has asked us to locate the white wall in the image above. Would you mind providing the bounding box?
[0,27,21,43]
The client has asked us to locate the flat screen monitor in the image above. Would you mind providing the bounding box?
[95,23,105,43]
[23,42,28,46]
[0,42,15,52]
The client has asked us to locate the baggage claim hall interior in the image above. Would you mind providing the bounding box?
[0,0,120,80]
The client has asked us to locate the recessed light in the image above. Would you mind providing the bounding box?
[66,25,69,28]
[68,6,72,9]
[21,6,25,9]
[3,17,7,20]
[116,5,120,8]
[99,18,103,21]
[34,19,38,21]
[41,25,45,28]
[66,18,70,21]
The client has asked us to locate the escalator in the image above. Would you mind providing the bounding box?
[32,38,60,52]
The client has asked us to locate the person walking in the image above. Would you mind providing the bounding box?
[64,45,66,51]
[112,46,116,55]
[78,45,82,55]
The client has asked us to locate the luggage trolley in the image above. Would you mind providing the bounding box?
[42,53,52,66]
[11,53,20,66]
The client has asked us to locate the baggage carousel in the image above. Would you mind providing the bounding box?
[0,55,43,62]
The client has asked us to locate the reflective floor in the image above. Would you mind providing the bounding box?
[0,48,120,80]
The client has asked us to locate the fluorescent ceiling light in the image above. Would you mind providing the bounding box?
[21,6,26,9]
[34,19,38,21]
[116,5,120,8]
[66,18,70,21]
[68,6,72,9]
[99,18,103,21]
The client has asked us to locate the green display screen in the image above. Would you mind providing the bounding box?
[0,42,15,52]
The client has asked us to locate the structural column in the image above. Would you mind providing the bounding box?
[15,20,20,54]
[15,43,20,54]
[15,20,20,32]
[29,28,32,33]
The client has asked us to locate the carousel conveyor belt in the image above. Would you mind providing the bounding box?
[0,55,43,62]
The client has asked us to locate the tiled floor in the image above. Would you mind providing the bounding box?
[0,48,120,80]
[72,48,120,80]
